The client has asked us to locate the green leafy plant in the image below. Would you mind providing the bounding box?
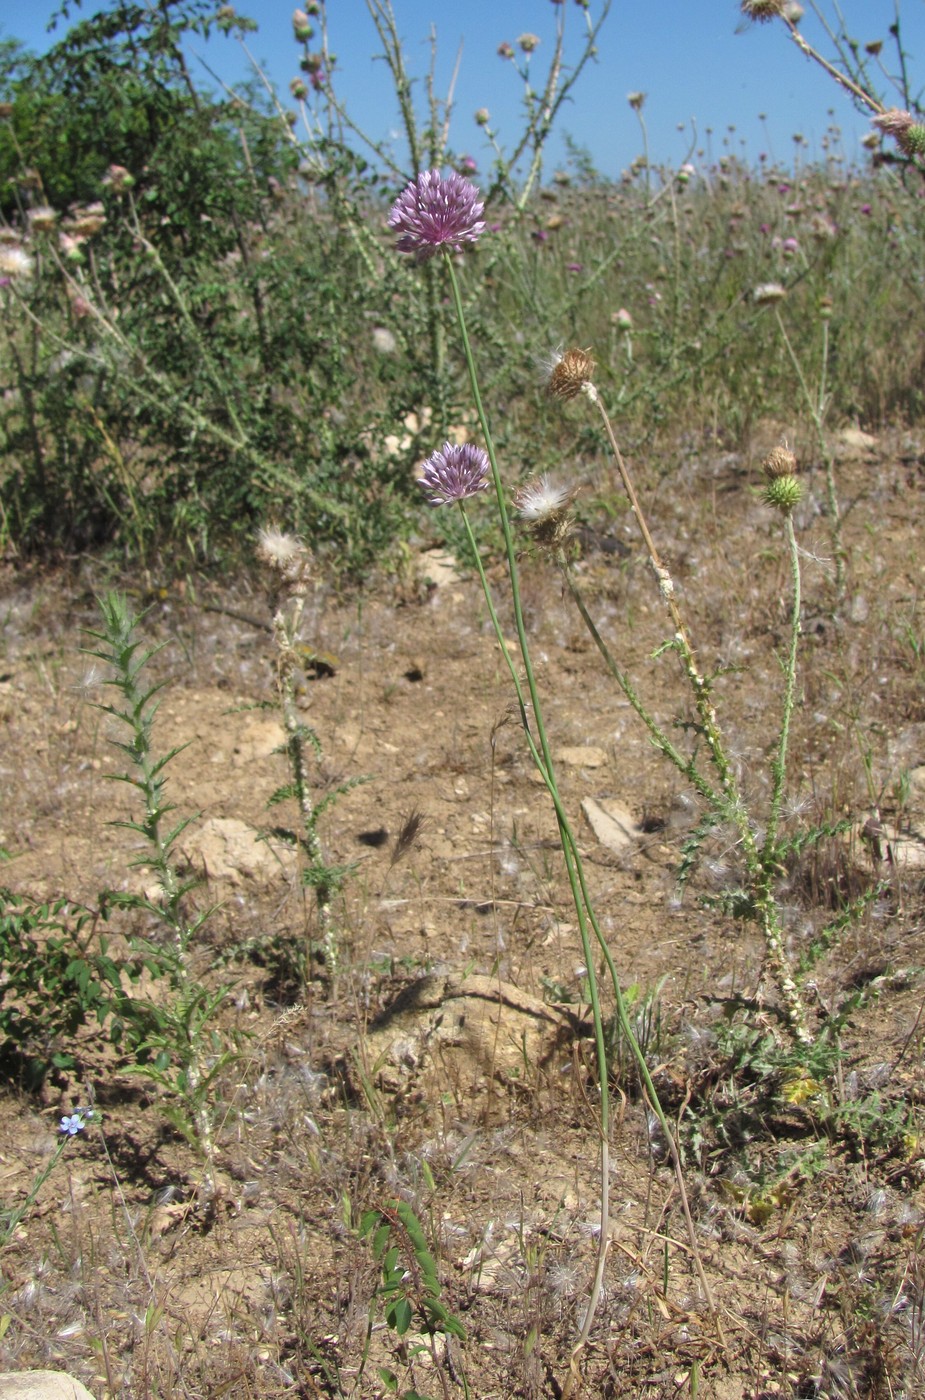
[255,529,369,979]
[0,891,124,1085]
[360,1196,467,1400]
[84,591,239,1191]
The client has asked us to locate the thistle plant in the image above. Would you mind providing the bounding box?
[389,170,716,1380]
[255,528,364,982]
[769,299,845,597]
[528,351,813,1046]
[739,1,925,178]
[84,594,237,1197]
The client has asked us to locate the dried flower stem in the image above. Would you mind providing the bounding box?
[583,385,812,1045]
[783,15,882,115]
[272,593,336,973]
[586,384,739,802]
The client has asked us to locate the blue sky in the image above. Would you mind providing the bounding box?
[2,1,923,178]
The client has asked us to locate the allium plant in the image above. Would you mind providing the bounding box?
[389,171,716,1380]
[387,170,486,261]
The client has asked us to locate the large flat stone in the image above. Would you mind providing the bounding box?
[0,1373,96,1400]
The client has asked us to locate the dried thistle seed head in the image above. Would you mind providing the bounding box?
[0,244,34,280]
[256,525,306,574]
[870,108,925,156]
[740,0,786,19]
[546,346,596,401]
[514,474,575,547]
[762,444,799,479]
[28,206,57,232]
[753,281,786,305]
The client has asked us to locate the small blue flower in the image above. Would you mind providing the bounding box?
[59,1113,86,1136]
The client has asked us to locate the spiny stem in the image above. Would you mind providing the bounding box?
[773,308,845,597]
[586,383,739,804]
[764,514,802,860]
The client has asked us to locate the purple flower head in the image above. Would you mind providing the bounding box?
[389,170,485,262]
[418,442,490,506]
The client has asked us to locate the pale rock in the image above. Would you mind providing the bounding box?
[231,716,285,766]
[557,745,607,769]
[0,1372,96,1400]
[182,816,298,887]
[829,427,877,460]
[418,548,461,589]
[581,797,641,854]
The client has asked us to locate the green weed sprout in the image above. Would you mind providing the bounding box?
[84,593,237,1198]
[388,170,717,1382]
[359,1197,467,1400]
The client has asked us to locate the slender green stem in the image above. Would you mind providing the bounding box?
[444,259,615,1343]
[764,514,802,861]
[456,509,613,1347]
[773,308,845,596]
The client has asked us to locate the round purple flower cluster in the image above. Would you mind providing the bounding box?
[388,170,485,261]
[418,442,490,506]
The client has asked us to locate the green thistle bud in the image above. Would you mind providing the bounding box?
[904,124,925,156]
[763,475,803,514]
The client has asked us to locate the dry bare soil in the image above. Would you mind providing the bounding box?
[2,427,925,1398]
